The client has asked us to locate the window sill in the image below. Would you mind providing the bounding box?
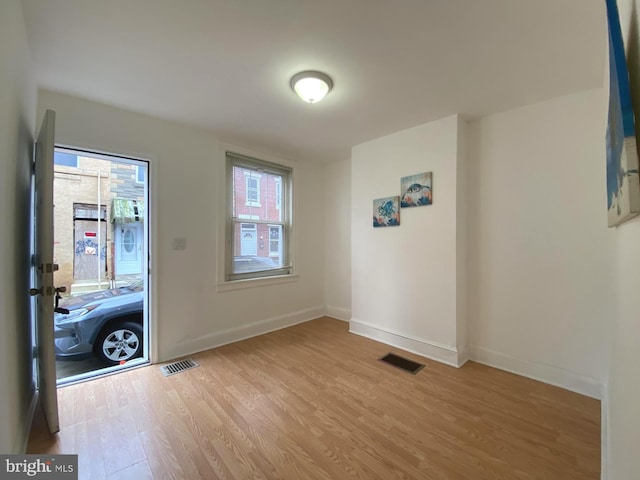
[216,274,299,292]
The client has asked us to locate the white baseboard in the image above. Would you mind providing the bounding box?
[601,383,610,480]
[349,318,463,367]
[162,305,326,362]
[456,345,470,367]
[468,345,603,400]
[18,385,38,453]
[325,305,351,322]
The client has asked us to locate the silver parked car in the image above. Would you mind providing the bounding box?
[54,280,144,366]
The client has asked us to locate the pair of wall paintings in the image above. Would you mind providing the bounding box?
[373,172,432,228]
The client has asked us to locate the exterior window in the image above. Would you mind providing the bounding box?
[136,165,145,183]
[54,151,78,167]
[275,178,281,210]
[245,173,261,206]
[227,152,291,281]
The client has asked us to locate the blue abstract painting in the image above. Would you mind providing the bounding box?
[373,196,400,227]
[606,0,640,226]
[401,172,432,208]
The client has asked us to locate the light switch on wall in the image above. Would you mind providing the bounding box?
[172,237,187,250]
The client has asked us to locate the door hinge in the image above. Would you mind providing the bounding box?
[38,263,58,273]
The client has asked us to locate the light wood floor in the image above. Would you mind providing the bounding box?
[28,317,600,479]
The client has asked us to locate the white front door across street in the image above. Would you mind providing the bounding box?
[240,223,257,256]
[115,222,143,275]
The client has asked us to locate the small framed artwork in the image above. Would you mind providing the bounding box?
[373,196,400,227]
[401,172,432,208]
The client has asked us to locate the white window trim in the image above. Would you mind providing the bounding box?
[217,273,299,292]
[225,152,293,282]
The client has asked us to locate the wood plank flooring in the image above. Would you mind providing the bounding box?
[27,317,600,479]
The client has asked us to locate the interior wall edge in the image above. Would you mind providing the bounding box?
[349,318,462,367]
[601,381,611,479]
[325,305,351,322]
[468,344,603,400]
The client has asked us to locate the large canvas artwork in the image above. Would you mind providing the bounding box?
[373,196,400,227]
[606,0,640,227]
[400,172,432,208]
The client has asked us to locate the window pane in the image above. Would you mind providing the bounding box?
[227,153,290,281]
[54,151,78,167]
[247,177,259,202]
[232,166,283,222]
[232,222,283,274]
[136,165,145,183]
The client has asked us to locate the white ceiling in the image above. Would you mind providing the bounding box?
[21,0,605,163]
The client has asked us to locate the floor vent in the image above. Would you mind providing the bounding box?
[160,359,199,377]
[379,353,424,374]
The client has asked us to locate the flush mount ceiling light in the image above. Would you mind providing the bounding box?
[290,71,333,104]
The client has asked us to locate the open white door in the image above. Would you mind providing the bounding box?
[31,109,60,434]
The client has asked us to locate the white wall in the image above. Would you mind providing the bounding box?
[350,114,466,366]
[0,0,38,453]
[467,89,614,399]
[324,159,351,321]
[37,90,326,363]
[606,1,640,477]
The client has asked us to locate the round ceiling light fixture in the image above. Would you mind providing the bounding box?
[290,70,333,104]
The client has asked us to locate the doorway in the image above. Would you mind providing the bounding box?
[73,203,107,282]
[240,223,257,256]
[115,222,143,275]
[52,147,151,383]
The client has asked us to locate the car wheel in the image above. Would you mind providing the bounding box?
[94,321,143,366]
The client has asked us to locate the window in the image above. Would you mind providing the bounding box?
[135,165,145,184]
[275,178,282,210]
[227,152,291,281]
[73,203,107,221]
[54,151,78,167]
[245,172,261,206]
